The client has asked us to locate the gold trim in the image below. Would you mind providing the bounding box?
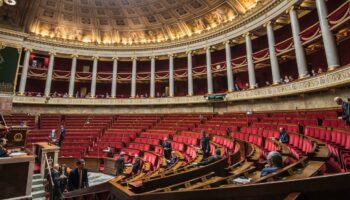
[13,47,22,95]
[272,81,280,85]
[328,65,339,71]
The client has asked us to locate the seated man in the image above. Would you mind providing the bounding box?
[125,154,141,174]
[261,151,283,177]
[334,97,350,125]
[166,151,178,166]
[0,138,9,157]
[103,146,114,158]
[278,127,289,144]
[68,159,89,191]
[194,149,222,167]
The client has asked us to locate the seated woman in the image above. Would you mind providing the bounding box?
[261,151,283,177]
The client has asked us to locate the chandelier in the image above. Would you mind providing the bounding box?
[0,0,17,7]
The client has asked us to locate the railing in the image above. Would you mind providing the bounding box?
[12,64,350,106]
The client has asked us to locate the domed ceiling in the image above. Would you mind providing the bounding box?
[0,0,266,46]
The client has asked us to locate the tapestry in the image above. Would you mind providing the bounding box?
[0,46,20,93]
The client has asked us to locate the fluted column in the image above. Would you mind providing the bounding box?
[187,51,194,96]
[90,56,98,98]
[245,33,256,89]
[169,54,174,97]
[224,41,234,92]
[44,52,55,97]
[265,21,281,84]
[315,0,340,70]
[205,47,214,94]
[131,57,137,98]
[111,57,118,98]
[150,56,156,98]
[68,55,78,97]
[18,48,31,95]
[289,7,308,78]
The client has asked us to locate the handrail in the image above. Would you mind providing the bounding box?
[44,153,54,187]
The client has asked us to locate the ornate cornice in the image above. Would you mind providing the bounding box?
[12,65,350,106]
[0,0,298,57]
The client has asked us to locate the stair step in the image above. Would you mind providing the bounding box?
[32,184,44,192]
[32,197,46,200]
[32,190,45,199]
[32,178,43,185]
[33,174,42,179]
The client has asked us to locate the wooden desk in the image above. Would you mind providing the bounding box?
[32,142,60,178]
[0,153,35,199]
[104,157,117,175]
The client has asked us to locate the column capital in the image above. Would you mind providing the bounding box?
[168,54,174,58]
[263,20,275,28]
[92,56,99,60]
[223,40,231,45]
[243,32,252,38]
[112,56,119,60]
[71,54,79,58]
[24,47,33,52]
[131,57,137,60]
[204,46,211,51]
[286,5,299,14]
[49,51,56,56]
[149,55,156,59]
[186,50,193,55]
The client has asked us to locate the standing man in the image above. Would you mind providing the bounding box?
[278,127,289,144]
[162,138,172,160]
[68,159,89,191]
[58,125,66,147]
[115,152,126,176]
[50,164,62,200]
[201,130,210,158]
[334,97,350,125]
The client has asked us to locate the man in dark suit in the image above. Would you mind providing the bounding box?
[58,125,66,147]
[115,152,126,176]
[68,159,89,191]
[335,97,350,125]
[194,149,222,167]
[162,138,172,160]
[0,138,9,157]
[50,164,62,200]
[201,130,210,158]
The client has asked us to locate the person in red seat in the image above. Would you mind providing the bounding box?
[58,125,66,147]
[194,149,221,167]
[278,127,289,144]
[126,154,141,174]
[334,97,350,125]
[68,159,89,191]
[261,151,283,177]
[166,151,178,166]
[0,138,9,157]
[162,138,172,160]
[201,130,210,158]
[115,152,126,176]
[103,146,114,158]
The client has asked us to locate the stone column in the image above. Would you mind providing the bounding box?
[169,54,174,97]
[205,47,214,94]
[289,6,308,78]
[224,40,234,92]
[150,56,156,98]
[18,48,31,95]
[90,56,98,98]
[111,57,118,98]
[315,0,340,70]
[44,52,55,97]
[265,21,281,84]
[131,57,137,98]
[68,55,78,97]
[245,33,256,89]
[187,51,194,96]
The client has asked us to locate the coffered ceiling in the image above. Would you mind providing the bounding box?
[0,0,266,46]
